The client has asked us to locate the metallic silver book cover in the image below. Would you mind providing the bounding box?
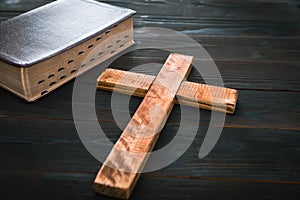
[0,0,135,67]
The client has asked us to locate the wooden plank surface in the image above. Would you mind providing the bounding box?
[97,68,238,113]
[94,54,193,199]
[0,118,299,199]
[1,0,300,36]
[0,0,299,199]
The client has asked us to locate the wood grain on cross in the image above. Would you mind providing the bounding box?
[97,69,238,114]
[94,53,238,199]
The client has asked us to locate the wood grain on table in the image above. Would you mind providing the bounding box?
[0,0,299,199]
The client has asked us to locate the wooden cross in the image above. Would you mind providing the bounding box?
[94,53,238,199]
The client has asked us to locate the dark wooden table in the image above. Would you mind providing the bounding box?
[0,0,299,199]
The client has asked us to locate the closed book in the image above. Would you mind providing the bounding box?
[0,0,135,101]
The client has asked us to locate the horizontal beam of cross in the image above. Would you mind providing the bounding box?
[97,68,238,114]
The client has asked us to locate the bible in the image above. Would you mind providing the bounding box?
[0,0,135,101]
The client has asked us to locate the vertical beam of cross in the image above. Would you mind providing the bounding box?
[94,53,193,199]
